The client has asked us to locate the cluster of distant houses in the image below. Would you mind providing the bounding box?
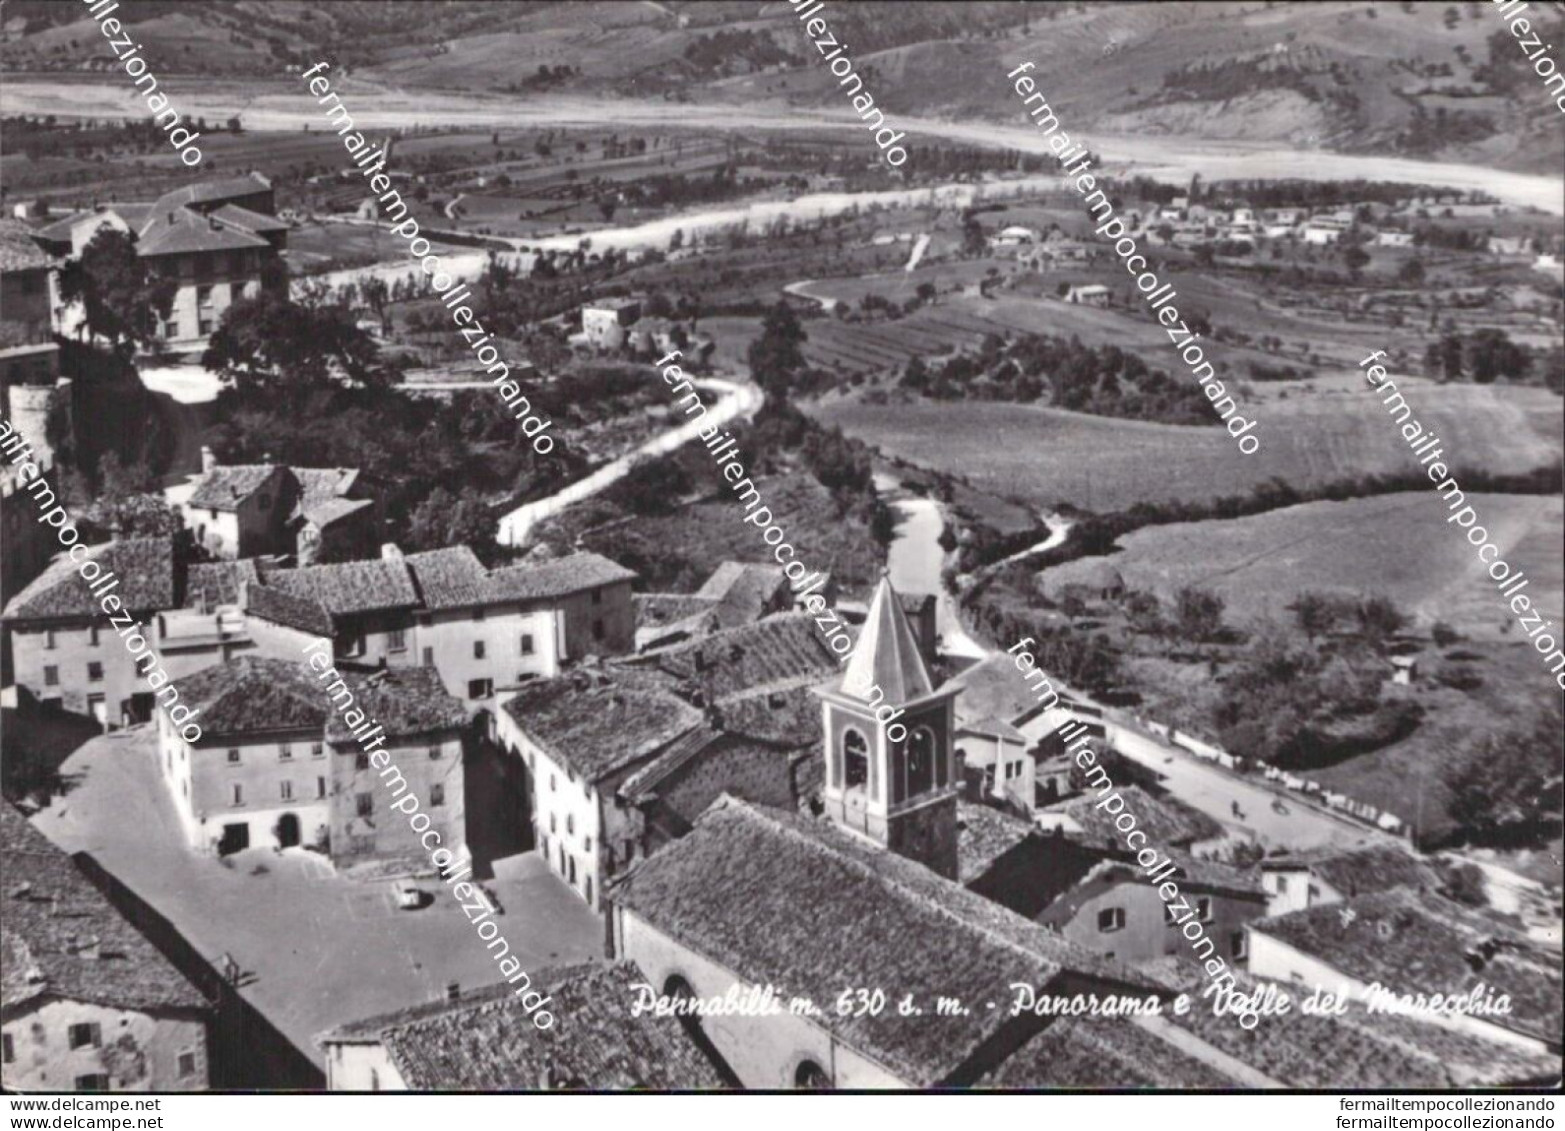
[576,295,713,361]
[986,193,1559,262]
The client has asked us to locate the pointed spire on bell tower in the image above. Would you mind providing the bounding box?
[839,571,933,707]
[813,570,961,879]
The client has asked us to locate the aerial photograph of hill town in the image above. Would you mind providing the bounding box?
[0,0,1561,1110]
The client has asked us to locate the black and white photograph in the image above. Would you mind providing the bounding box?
[0,0,1561,1110]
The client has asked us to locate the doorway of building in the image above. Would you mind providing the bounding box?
[218,823,250,855]
[275,813,300,848]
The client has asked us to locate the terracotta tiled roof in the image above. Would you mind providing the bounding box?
[179,657,464,741]
[618,724,727,803]
[184,559,260,609]
[325,666,467,743]
[1261,845,1442,898]
[147,172,271,215]
[1045,785,1223,850]
[618,726,795,822]
[714,682,821,748]
[288,467,358,505]
[187,465,283,511]
[501,671,702,783]
[960,714,1028,742]
[298,496,372,527]
[320,962,727,1089]
[3,536,177,622]
[645,613,839,705]
[1147,957,1560,1088]
[245,582,332,636]
[633,593,713,628]
[1252,889,1563,1047]
[692,561,790,627]
[261,557,418,617]
[956,801,1035,884]
[1,804,208,1015]
[207,203,287,233]
[485,551,636,602]
[836,575,933,705]
[0,219,53,272]
[982,1015,1245,1089]
[404,546,492,611]
[612,796,1161,1087]
[176,656,327,736]
[136,209,272,257]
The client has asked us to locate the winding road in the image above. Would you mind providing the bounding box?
[497,375,762,546]
[140,362,764,545]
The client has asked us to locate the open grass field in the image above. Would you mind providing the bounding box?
[1039,493,1565,641]
[1078,490,1563,843]
[287,222,476,275]
[811,379,1564,511]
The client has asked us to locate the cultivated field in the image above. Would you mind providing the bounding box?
[1039,492,1565,640]
[812,380,1564,511]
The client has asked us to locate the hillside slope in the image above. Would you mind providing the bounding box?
[4,0,1560,175]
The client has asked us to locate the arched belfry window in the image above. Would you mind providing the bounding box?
[843,727,869,791]
[907,726,937,797]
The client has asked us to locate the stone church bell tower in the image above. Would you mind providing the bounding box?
[813,575,961,879]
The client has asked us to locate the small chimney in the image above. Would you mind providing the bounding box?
[200,445,217,473]
[380,543,404,561]
[445,981,461,1004]
[83,936,102,960]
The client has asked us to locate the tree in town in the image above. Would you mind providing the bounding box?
[56,228,176,353]
[406,487,501,563]
[202,289,388,396]
[79,491,185,538]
